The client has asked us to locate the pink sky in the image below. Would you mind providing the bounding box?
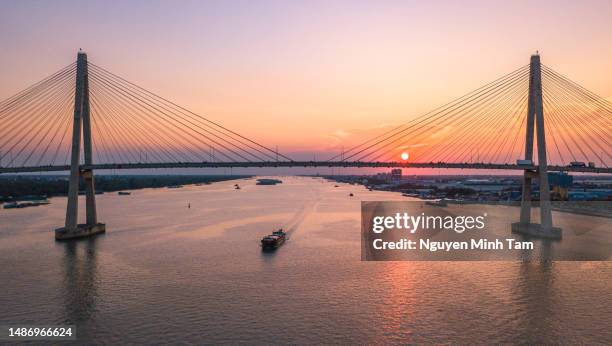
[1,0,611,167]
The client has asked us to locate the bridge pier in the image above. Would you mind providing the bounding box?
[55,51,105,240]
[512,54,561,239]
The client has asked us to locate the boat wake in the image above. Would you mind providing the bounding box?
[283,198,319,236]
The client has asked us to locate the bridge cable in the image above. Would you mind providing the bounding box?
[88,62,292,162]
[343,66,530,162]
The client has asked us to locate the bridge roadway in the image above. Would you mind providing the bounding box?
[0,161,610,174]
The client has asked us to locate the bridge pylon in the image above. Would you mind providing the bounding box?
[54,51,106,240]
[512,54,561,239]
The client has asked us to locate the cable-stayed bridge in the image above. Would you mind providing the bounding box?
[0,51,610,239]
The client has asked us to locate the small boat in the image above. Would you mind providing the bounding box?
[349,193,354,197]
[426,199,448,207]
[3,202,19,209]
[118,191,131,196]
[256,179,282,185]
[334,185,339,187]
[3,199,50,209]
[235,185,241,190]
[261,228,287,250]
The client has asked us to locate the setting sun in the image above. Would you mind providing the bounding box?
[401,152,409,161]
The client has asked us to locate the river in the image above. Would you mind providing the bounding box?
[0,177,610,344]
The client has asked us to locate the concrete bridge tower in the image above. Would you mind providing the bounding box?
[512,54,561,239]
[54,51,106,240]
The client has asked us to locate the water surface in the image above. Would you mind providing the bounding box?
[0,177,610,344]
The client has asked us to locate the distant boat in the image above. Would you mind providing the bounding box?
[3,202,19,209]
[426,199,448,207]
[118,191,131,196]
[349,193,354,197]
[235,185,241,190]
[167,185,183,189]
[334,185,339,187]
[256,179,282,185]
[3,199,49,209]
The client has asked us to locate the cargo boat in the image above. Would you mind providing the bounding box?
[261,229,286,250]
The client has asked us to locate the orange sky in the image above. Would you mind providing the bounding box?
[1,0,611,161]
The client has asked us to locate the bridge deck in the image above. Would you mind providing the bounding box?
[0,162,609,174]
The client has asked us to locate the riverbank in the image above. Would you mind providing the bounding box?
[0,175,251,202]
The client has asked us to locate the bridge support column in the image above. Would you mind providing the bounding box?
[55,51,105,240]
[512,54,561,239]
[519,173,533,224]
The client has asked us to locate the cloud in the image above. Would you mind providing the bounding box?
[429,125,453,139]
[332,129,351,138]
[317,122,404,152]
[370,122,398,129]
[396,143,427,150]
[320,128,351,144]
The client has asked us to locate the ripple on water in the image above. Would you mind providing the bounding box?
[0,177,610,344]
